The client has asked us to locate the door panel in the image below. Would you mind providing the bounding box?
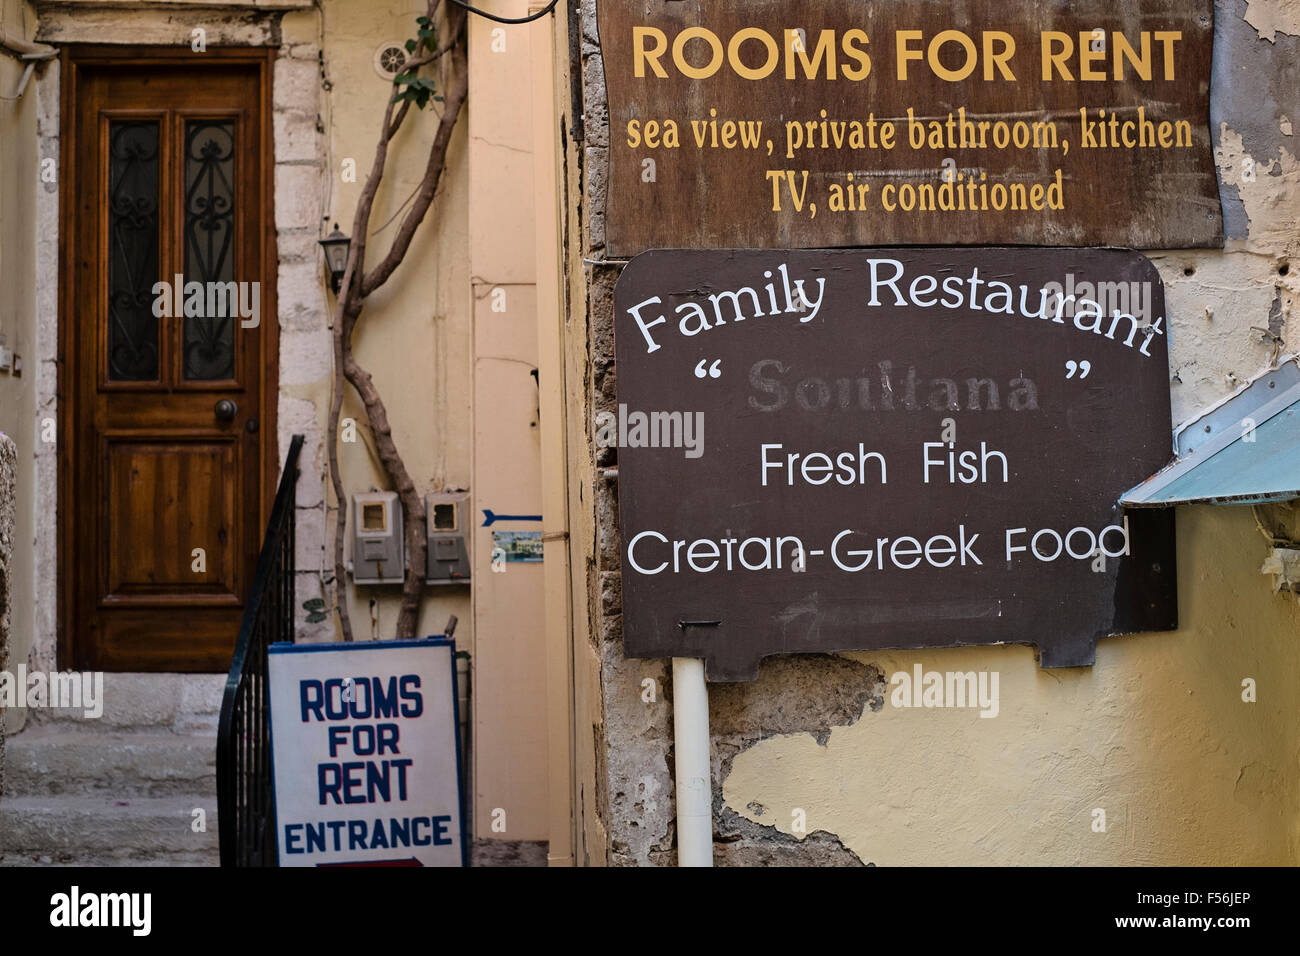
[63,52,275,672]
[103,438,239,600]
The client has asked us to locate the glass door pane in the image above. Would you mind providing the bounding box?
[106,120,161,382]
[182,120,236,381]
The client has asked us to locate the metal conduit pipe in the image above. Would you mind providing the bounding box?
[0,26,56,101]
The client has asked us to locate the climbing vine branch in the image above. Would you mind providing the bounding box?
[326,0,469,641]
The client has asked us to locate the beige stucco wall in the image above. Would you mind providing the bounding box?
[219,1,553,841]
[0,0,41,738]
[303,0,474,650]
[465,4,550,842]
[567,0,1300,865]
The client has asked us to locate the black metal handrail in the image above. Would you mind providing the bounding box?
[217,433,304,867]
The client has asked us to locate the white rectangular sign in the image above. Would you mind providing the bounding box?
[269,637,466,867]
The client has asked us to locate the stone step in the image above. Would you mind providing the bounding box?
[0,849,218,867]
[25,673,225,732]
[4,726,216,797]
[0,795,219,861]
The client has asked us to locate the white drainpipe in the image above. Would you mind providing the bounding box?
[672,657,713,866]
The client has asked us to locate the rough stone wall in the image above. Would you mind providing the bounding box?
[578,0,887,865]
[1,0,43,737]
[0,433,16,794]
[577,0,1300,866]
[268,11,333,646]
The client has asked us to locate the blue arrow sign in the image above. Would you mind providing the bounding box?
[481,509,543,527]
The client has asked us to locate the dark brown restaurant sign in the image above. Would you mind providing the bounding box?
[613,249,1177,680]
[595,0,1222,256]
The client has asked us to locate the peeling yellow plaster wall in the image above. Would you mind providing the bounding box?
[1217,124,1300,256]
[725,508,1300,865]
[1243,0,1300,42]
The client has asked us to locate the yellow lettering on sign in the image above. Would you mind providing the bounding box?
[633,26,668,78]
[1042,30,1181,81]
[633,26,1180,83]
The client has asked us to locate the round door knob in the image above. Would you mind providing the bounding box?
[214,399,238,421]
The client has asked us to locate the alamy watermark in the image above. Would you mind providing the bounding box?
[1040,272,1156,329]
[151,275,260,329]
[50,886,151,936]
[890,664,999,718]
[0,665,104,718]
[595,404,705,459]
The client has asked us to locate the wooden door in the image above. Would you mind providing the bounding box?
[61,50,277,672]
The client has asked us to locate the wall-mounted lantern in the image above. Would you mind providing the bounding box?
[318,224,352,294]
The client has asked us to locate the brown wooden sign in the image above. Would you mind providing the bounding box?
[613,249,1177,680]
[595,0,1221,255]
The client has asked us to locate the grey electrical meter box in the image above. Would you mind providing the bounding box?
[352,492,404,584]
[426,492,471,585]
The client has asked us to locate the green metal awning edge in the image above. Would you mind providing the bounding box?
[1121,356,1300,508]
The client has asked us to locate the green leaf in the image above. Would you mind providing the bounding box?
[305,611,328,624]
[303,597,326,611]
[393,72,416,84]
[404,38,417,54]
